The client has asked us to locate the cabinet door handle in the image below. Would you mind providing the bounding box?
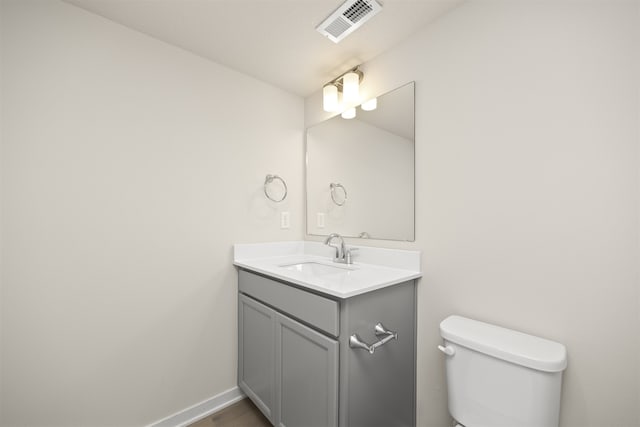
[349,322,397,355]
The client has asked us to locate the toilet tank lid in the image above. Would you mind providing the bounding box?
[440,315,567,372]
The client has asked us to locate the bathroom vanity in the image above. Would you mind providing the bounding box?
[234,242,421,427]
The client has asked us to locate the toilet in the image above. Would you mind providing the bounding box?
[438,315,567,427]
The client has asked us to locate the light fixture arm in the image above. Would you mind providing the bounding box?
[322,65,366,114]
[324,66,364,92]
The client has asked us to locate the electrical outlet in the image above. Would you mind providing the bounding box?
[280,211,290,229]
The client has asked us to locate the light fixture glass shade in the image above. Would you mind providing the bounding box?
[341,107,356,119]
[323,84,338,112]
[361,97,377,111]
[342,71,360,105]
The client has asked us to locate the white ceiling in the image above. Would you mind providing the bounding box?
[63,0,462,97]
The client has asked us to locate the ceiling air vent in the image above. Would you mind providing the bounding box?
[316,0,383,43]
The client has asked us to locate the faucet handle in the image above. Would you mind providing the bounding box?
[346,247,359,264]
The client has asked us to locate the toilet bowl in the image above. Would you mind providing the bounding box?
[439,315,567,427]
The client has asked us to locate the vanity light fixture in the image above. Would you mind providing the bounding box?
[322,66,364,114]
[323,84,339,112]
[361,97,377,111]
[341,107,356,119]
[342,71,360,104]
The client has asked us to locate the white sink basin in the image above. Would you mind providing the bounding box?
[280,261,354,276]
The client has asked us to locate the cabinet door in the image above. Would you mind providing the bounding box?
[238,294,276,423]
[275,313,338,427]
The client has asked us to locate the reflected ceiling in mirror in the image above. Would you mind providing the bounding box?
[306,82,415,241]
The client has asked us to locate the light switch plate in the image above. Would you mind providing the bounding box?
[317,213,325,228]
[281,211,290,229]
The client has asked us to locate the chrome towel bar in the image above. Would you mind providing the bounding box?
[349,322,397,355]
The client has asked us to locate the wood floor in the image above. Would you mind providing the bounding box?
[189,398,272,427]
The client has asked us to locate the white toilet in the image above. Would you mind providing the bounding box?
[438,315,567,427]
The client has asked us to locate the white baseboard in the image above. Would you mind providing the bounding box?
[148,386,246,427]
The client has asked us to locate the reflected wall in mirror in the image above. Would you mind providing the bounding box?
[306,82,415,241]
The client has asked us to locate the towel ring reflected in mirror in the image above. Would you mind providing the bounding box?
[330,182,347,206]
[264,174,287,202]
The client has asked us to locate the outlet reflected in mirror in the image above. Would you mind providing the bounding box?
[306,82,415,241]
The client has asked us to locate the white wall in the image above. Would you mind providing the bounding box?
[0,1,304,425]
[306,1,640,426]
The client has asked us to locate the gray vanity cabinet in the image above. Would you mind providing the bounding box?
[237,269,416,427]
[238,291,338,427]
[238,294,276,423]
[276,312,339,427]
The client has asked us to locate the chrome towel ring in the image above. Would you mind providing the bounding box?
[264,174,288,202]
[330,182,347,206]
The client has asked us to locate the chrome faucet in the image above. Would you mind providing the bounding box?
[324,233,346,263]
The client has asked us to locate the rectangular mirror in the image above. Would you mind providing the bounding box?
[306,82,415,241]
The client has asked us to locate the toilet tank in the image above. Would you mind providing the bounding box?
[439,316,567,427]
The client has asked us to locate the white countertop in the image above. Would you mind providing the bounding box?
[233,241,422,299]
